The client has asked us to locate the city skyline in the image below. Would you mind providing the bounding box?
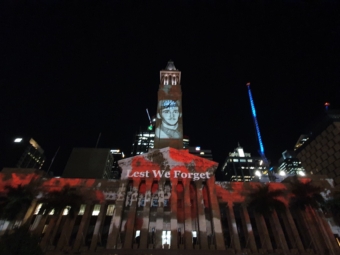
[1,0,340,175]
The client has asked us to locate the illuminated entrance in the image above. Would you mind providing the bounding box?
[162,231,171,248]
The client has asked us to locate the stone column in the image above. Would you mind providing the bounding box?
[302,207,326,254]
[170,179,178,250]
[40,210,64,250]
[183,180,193,249]
[139,179,153,249]
[196,181,208,249]
[90,203,108,251]
[155,181,165,249]
[226,202,241,252]
[240,205,257,252]
[22,199,38,226]
[280,208,304,252]
[254,212,272,251]
[207,177,225,250]
[56,214,77,250]
[269,211,289,251]
[123,179,140,249]
[313,208,339,254]
[31,214,48,236]
[106,181,127,249]
[73,204,94,252]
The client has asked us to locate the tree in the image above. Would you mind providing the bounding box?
[288,177,338,255]
[38,185,88,250]
[38,185,86,218]
[0,226,43,255]
[245,184,288,251]
[289,177,324,211]
[324,191,340,226]
[0,184,36,221]
[0,176,43,229]
[246,184,287,216]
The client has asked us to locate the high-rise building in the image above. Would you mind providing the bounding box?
[131,129,155,156]
[295,109,340,185]
[277,150,305,176]
[110,149,125,179]
[188,146,213,160]
[221,144,267,182]
[183,136,190,149]
[62,148,113,179]
[2,137,46,170]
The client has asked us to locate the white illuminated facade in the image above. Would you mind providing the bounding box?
[222,144,267,182]
[277,150,305,176]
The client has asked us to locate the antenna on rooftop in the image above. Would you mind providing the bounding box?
[146,108,154,131]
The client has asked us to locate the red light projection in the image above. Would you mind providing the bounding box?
[119,147,218,183]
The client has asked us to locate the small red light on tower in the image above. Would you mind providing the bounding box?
[325,102,330,111]
[246,82,251,86]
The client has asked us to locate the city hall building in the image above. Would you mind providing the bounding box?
[0,62,339,255]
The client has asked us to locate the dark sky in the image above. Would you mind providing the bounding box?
[1,0,340,177]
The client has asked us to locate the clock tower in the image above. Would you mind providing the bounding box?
[154,61,183,149]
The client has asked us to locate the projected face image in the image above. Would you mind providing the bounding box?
[156,100,182,139]
[160,106,180,126]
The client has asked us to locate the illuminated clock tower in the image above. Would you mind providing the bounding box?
[154,61,183,149]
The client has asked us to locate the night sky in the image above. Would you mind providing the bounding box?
[1,0,340,177]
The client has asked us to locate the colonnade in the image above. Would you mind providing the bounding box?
[21,177,226,252]
[222,201,339,255]
[3,177,338,255]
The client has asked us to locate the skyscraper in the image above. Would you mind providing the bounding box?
[188,146,213,160]
[131,129,155,156]
[221,144,267,182]
[277,150,305,176]
[110,149,125,179]
[3,137,46,170]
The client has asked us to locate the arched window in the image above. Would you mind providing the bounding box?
[171,75,177,85]
[164,75,169,85]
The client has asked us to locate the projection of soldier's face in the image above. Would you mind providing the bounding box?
[156,100,182,139]
[160,106,180,126]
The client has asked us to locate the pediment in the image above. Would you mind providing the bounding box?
[118,147,218,181]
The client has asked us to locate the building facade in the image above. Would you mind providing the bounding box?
[0,162,339,255]
[295,110,340,186]
[1,63,339,255]
[3,137,46,170]
[221,144,268,182]
[188,146,213,160]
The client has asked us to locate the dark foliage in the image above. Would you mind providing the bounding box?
[324,191,340,226]
[245,184,286,216]
[0,185,35,220]
[289,177,324,210]
[0,226,43,255]
[38,185,86,218]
